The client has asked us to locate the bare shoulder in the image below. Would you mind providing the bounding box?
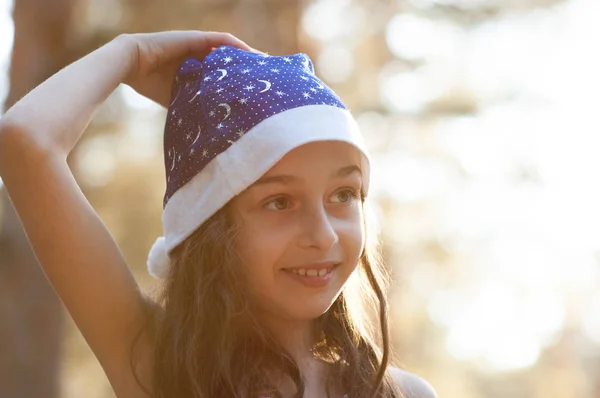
[388,366,437,398]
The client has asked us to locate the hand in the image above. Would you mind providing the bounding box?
[119,31,255,107]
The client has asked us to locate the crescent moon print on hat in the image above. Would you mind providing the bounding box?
[162,46,346,207]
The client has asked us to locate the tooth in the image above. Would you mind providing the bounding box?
[298,269,307,276]
[292,269,299,274]
[307,269,318,277]
[318,269,327,277]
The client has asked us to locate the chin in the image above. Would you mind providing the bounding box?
[283,293,340,321]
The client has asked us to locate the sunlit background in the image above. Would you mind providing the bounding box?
[1,0,599,397]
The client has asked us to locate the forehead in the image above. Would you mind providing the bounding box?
[265,141,363,175]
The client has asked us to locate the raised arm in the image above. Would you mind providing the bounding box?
[0,31,251,396]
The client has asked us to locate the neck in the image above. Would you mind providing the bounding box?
[257,314,342,396]
[261,315,321,364]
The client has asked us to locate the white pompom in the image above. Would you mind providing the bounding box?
[147,236,171,279]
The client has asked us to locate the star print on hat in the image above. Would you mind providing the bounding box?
[147,45,370,279]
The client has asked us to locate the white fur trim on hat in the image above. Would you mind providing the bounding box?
[148,104,369,278]
[147,236,171,279]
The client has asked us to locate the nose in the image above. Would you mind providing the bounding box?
[297,204,339,250]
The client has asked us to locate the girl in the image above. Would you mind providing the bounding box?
[0,31,436,398]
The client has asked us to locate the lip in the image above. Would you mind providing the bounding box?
[283,261,339,271]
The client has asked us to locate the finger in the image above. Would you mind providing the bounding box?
[148,31,255,63]
[249,46,268,55]
[194,32,267,56]
[200,31,252,51]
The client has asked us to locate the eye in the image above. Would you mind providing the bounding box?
[263,196,292,211]
[331,188,361,204]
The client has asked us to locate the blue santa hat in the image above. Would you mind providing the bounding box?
[147,45,371,279]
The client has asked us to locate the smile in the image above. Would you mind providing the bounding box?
[289,267,330,276]
[282,263,340,288]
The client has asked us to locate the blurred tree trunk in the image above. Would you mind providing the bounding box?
[0,0,78,396]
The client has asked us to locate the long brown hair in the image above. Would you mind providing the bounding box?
[142,200,403,397]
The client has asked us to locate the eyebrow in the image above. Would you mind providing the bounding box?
[252,164,362,187]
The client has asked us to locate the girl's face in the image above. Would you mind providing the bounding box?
[230,141,366,322]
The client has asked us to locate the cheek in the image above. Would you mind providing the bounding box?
[237,218,286,258]
[234,220,288,286]
[345,223,365,267]
[338,205,366,256]
[234,225,294,315]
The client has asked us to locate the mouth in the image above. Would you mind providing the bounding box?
[281,263,340,288]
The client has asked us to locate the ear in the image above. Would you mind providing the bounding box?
[388,367,438,398]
